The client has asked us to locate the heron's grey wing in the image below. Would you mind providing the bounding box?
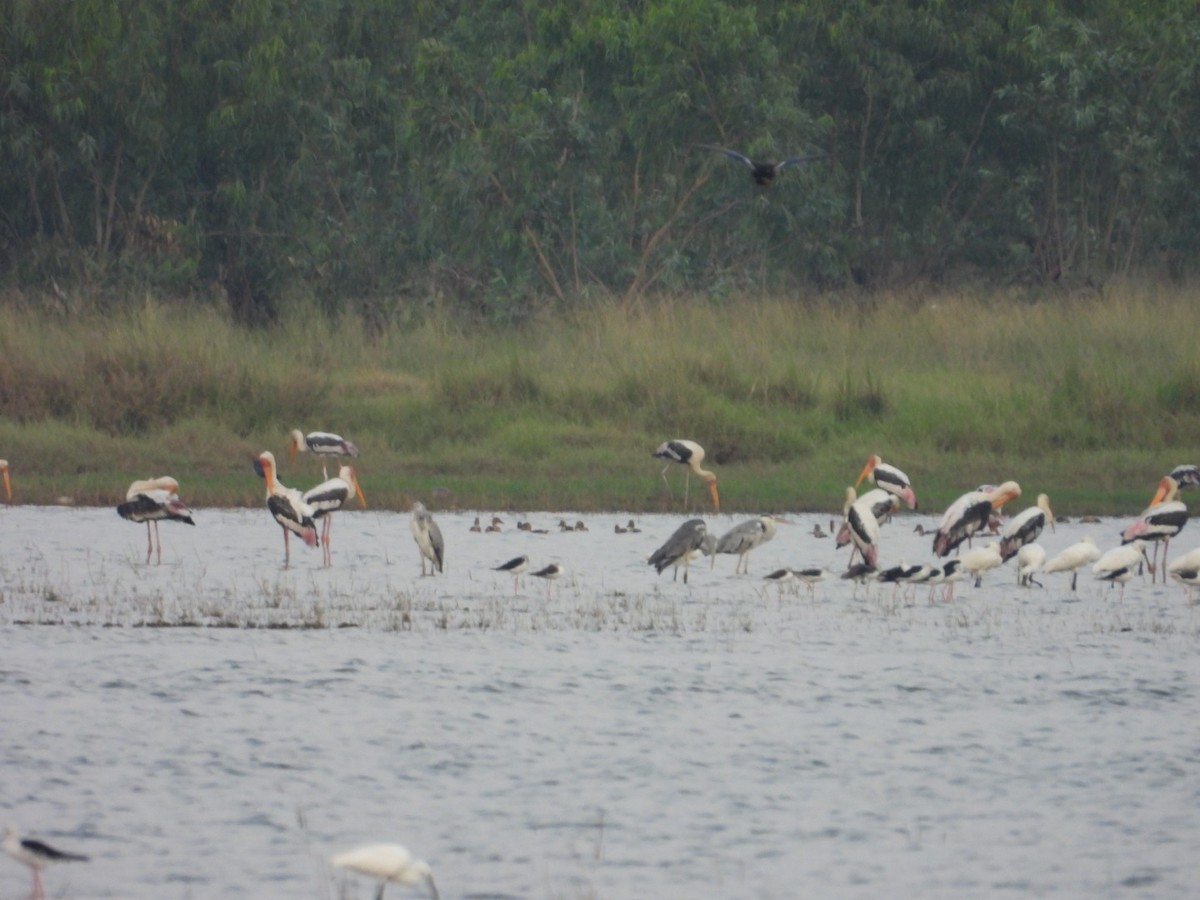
[697,145,754,169]
[716,520,762,553]
[775,152,829,171]
[429,519,445,570]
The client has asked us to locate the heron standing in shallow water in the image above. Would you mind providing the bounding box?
[410,501,445,576]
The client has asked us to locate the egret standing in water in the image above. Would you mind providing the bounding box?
[331,842,439,900]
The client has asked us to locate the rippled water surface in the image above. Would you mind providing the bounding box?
[3,505,1200,898]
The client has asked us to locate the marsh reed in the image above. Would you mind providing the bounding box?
[1,281,1197,513]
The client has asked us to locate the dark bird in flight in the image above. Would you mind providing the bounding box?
[698,145,829,186]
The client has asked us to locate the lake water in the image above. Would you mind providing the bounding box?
[2,505,1199,898]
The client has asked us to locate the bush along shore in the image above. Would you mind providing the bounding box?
[1,282,1197,516]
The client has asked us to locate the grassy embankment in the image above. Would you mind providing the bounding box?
[1,282,1198,516]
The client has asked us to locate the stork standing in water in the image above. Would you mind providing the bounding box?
[713,515,785,574]
[932,481,1021,557]
[652,440,719,512]
[331,842,439,900]
[3,826,89,900]
[410,501,445,576]
[288,429,359,479]
[835,488,899,560]
[845,494,882,568]
[301,465,366,567]
[648,518,709,584]
[1122,475,1188,582]
[855,454,918,509]
[998,493,1055,562]
[117,476,195,564]
[255,451,318,566]
[697,145,829,186]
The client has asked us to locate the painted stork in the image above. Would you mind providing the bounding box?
[845,494,881,567]
[1168,464,1200,488]
[648,518,709,584]
[1016,543,1047,587]
[1094,540,1149,598]
[301,465,366,567]
[652,440,719,512]
[288,429,359,479]
[932,481,1021,557]
[1122,476,1188,582]
[998,493,1055,562]
[410,501,445,576]
[494,555,528,595]
[959,541,1003,587]
[256,450,318,566]
[713,514,784,574]
[3,826,88,900]
[0,459,10,501]
[855,454,918,509]
[331,842,439,900]
[1043,536,1102,592]
[836,488,899,553]
[697,145,829,186]
[117,476,195,564]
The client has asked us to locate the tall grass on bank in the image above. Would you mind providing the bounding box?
[1,283,1198,513]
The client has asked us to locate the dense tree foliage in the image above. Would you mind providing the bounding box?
[2,0,1197,323]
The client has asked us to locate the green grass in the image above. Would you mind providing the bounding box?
[1,281,1197,514]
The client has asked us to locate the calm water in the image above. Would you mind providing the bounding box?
[2,505,1200,898]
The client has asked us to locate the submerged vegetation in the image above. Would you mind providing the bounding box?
[1,281,1197,515]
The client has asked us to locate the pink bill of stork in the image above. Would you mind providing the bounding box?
[1122,475,1188,582]
[932,481,1022,557]
[651,440,719,513]
[116,476,195,564]
[255,450,318,567]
